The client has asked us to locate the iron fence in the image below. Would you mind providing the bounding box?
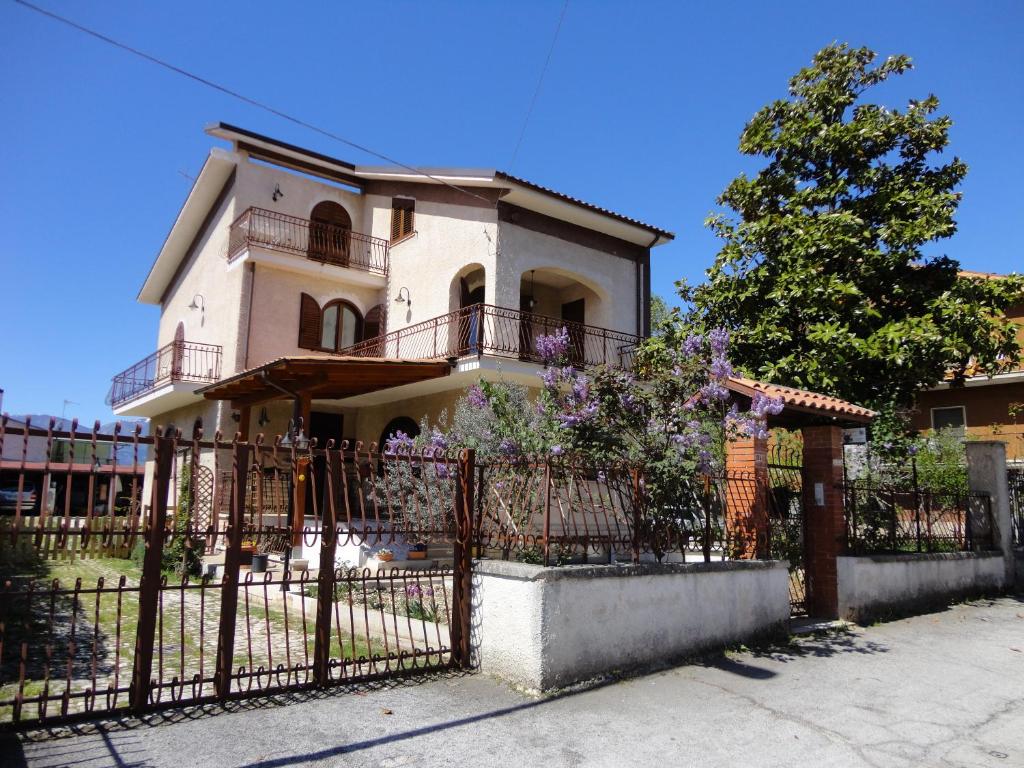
[228,207,389,276]
[339,303,640,369]
[1010,468,1023,548]
[0,422,472,728]
[108,341,222,408]
[843,482,994,554]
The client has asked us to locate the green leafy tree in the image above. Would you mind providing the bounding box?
[680,43,1024,412]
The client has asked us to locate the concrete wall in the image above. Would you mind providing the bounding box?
[472,559,790,692]
[836,552,1006,623]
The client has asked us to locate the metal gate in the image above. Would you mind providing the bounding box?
[0,425,473,729]
[766,445,807,615]
[1010,468,1024,548]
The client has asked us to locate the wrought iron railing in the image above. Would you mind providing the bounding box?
[108,340,222,407]
[339,303,641,369]
[228,206,389,276]
[843,482,995,554]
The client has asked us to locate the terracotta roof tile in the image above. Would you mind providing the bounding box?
[726,376,876,423]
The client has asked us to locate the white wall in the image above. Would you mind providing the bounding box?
[836,553,1006,623]
[472,560,790,692]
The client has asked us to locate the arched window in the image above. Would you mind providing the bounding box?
[298,293,363,352]
[321,300,362,351]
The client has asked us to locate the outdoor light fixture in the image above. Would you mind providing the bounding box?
[394,286,412,308]
[258,407,270,427]
[187,294,205,312]
[272,183,284,202]
[525,269,537,311]
[280,419,310,451]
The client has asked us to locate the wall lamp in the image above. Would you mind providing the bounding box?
[394,286,412,308]
[187,294,205,312]
[272,183,284,202]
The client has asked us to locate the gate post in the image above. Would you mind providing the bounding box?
[800,425,845,618]
[129,428,175,711]
[214,439,250,700]
[965,441,1014,586]
[312,449,340,686]
[450,449,475,669]
[724,436,769,558]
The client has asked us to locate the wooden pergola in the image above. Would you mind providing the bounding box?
[197,355,452,436]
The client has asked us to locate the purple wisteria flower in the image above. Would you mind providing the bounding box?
[384,430,415,455]
[498,438,520,456]
[708,328,729,356]
[681,334,703,357]
[467,384,488,409]
[550,444,563,456]
[535,327,571,364]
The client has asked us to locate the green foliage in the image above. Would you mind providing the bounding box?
[161,458,204,578]
[681,43,1024,411]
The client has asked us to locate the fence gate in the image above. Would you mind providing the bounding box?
[766,446,807,615]
[1009,468,1023,548]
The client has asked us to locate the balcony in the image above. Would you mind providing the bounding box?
[109,341,222,416]
[338,304,640,370]
[228,207,389,283]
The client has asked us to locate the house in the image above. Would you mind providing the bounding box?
[110,122,673,458]
[910,270,1024,465]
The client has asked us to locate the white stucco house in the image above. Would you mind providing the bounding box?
[110,122,674,456]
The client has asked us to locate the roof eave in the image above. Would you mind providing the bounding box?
[137,148,237,305]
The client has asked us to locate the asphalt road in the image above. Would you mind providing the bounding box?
[4,594,1023,768]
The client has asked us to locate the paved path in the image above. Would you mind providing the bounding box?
[4,594,1023,768]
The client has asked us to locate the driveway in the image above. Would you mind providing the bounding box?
[4,594,1022,768]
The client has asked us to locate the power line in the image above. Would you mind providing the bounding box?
[11,0,494,204]
[509,0,569,171]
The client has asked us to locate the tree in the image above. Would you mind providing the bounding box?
[680,43,1024,412]
[649,294,675,336]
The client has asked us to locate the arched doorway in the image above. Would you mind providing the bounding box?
[450,265,485,355]
[308,201,352,266]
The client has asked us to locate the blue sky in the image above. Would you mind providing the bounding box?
[1,0,1021,422]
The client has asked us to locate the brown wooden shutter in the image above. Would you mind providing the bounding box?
[298,293,322,349]
[363,304,385,341]
[390,199,414,242]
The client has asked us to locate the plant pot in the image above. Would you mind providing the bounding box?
[291,558,309,572]
[407,551,427,560]
[240,545,256,566]
[250,553,269,573]
[377,552,394,562]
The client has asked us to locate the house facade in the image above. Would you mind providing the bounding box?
[910,271,1024,465]
[110,123,673,455]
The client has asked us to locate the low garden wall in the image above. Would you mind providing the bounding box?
[471,559,790,692]
[836,552,1006,623]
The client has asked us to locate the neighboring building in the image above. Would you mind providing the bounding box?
[910,270,1024,465]
[110,122,673,456]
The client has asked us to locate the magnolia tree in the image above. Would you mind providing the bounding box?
[382,326,782,520]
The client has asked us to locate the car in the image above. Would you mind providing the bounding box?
[0,483,38,510]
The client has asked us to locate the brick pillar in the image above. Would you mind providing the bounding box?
[801,425,845,618]
[725,436,769,558]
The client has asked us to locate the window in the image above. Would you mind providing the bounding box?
[298,293,363,352]
[931,406,966,432]
[391,198,415,243]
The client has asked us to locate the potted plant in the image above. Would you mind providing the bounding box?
[376,547,394,562]
[408,541,428,560]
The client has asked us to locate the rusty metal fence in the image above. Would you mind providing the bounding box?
[1,418,783,728]
[0,422,472,728]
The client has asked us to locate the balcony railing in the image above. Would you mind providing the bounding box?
[338,303,641,369]
[108,341,222,408]
[228,207,389,276]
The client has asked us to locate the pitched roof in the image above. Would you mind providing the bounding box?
[726,376,876,425]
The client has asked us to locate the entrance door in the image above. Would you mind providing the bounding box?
[560,299,585,367]
[309,202,352,267]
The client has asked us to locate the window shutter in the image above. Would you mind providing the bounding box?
[298,293,322,349]
[390,199,414,242]
[363,304,385,341]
